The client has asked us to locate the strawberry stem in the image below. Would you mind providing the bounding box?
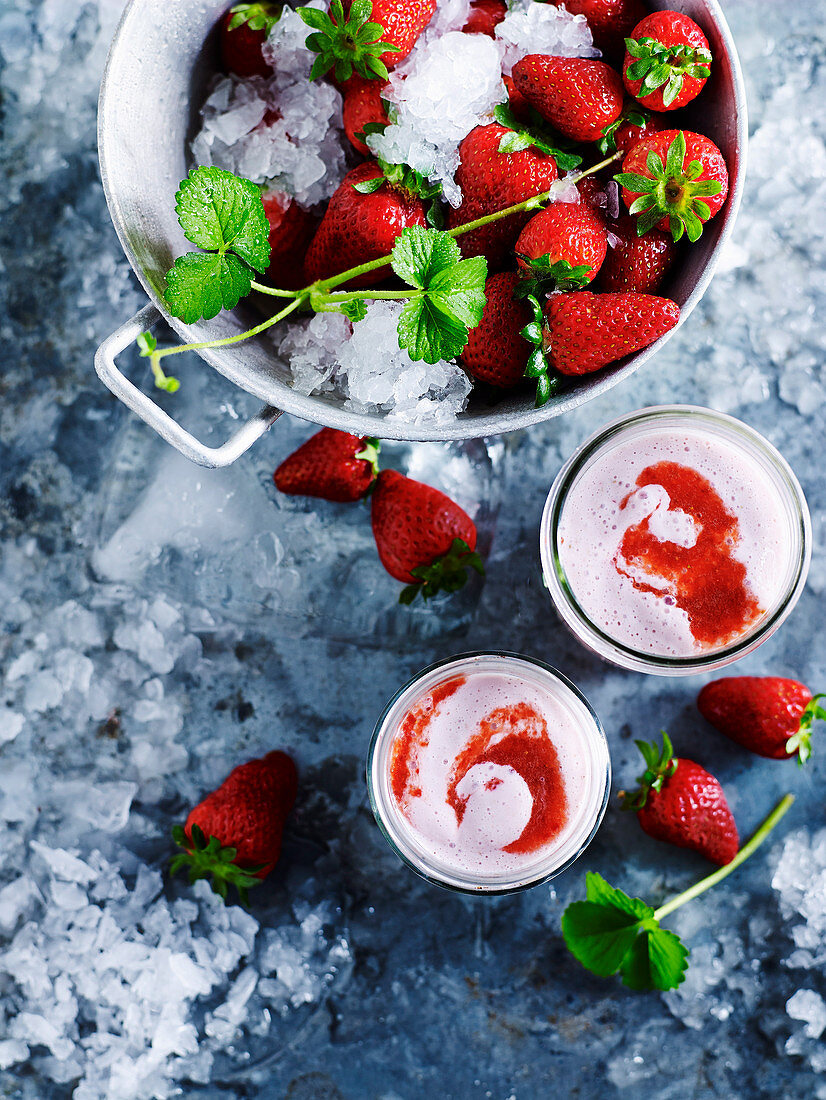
[653,794,794,921]
[142,152,623,375]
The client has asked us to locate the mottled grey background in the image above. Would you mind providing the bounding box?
[1,1,825,1097]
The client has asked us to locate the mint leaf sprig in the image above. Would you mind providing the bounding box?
[136,151,622,391]
[561,793,795,992]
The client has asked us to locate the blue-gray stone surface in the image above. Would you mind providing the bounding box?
[1,1,826,1097]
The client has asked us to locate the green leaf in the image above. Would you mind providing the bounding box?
[397,297,469,364]
[428,255,488,327]
[340,298,368,323]
[137,331,157,358]
[391,226,461,289]
[499,131,535,155]
[164,251,254,324]
[401,538,485,604]
[561,900,648,978]
[585,871,655,919]
[620,926,689,991]
[614,172,656,193]
[175,166,270,274]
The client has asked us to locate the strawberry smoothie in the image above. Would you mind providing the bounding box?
[368,654,610,892]
[542,407,811,673]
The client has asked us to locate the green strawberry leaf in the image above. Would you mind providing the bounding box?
[175,166,271,273]
[340,298,369,323]
[391,225,461,288]
[787,693,826,766]
[428,255,488,327]
[562,872,688,991]
[400,537,485,605]
[227,2,283,35]
[397,298,470,364]
[170,821,267,908]
[164,252,254,324]
[493,103,582,172]
[621,731,678,811]
[136,331,157,358]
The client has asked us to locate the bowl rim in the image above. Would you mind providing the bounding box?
[98,0,749,443]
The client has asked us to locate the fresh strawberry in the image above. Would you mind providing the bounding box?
[274,428,380,502]
[261,191,319,290]
[598,214,676,293]
[544,290,679,375]
[698,677,826,765]
[503,75,533,124]
[624,11,712,111]
[515,202,608,290]
[343,75,390,156]
[448,123,559,270]
[616,129,728,242]
[550,0,647,61]
[623,733,739,866]
[371,470,484,603]
[302,0,436,84]
[460,272,535,388]
[598,102,666,156]
[576,175,609,216]
[172,750,298,904]
[512,55,625,143]
[303,162,430,288]
[220,3,281,78]
[463,0,507,37]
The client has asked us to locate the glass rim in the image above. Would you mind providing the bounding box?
[540,404,812,675]
[366,651,611,896]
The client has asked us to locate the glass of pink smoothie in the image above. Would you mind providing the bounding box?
[541,406,811,676]
[367,653,610,894]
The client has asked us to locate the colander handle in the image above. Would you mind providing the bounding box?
[94,304,282,468]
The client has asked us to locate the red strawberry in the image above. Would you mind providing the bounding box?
[544,290,679,375]
[503,74,533,124]
[515,202,608,289]
[512,55,624,143]
[624,11,712,111]
[220,4,281,78]
[274,428,380,502]
[172,750,298,903]
[698,677,826,765]
[303,162,428,289]
[463,0,507,37]
[623,733,739,866]
[261,191,319,291]
[598,214,677,293]
[302,0,436,83]
[460,272,535,389]
[343,76,390,156]
[576,175,609,216]
[617,129,728,242]
[599,102,666,156]
[448,123,559,270]
[550,0,647,61]
[371,470,484,603]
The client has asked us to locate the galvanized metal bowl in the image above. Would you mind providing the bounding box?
[96,0,747,466]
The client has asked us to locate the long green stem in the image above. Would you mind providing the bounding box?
[250,280,300,298]
[653,793,794,922]
[153,294,307,363]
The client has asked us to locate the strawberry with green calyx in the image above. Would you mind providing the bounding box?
[371,470,484,604]
[597,213,676,293]
[697,677,826,765]
[343,75,390,155]
[448,123,560,271]
[301,0,435,84]
[622,732,739,866]
[460,272,559,407]
[562,793,794,992]
[274,427,380,502]
[171,750,298,906]
[615,129,727,242]
[544,289,679,376]
[511,55,625,144]
[598,103,664,157]
[303,161,432,288]
[623,11,711,111]
[515,202,608,294]
[221,3,282,78]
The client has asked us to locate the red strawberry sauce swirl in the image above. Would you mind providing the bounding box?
[615,461,763,648]
[390,684,568,855]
